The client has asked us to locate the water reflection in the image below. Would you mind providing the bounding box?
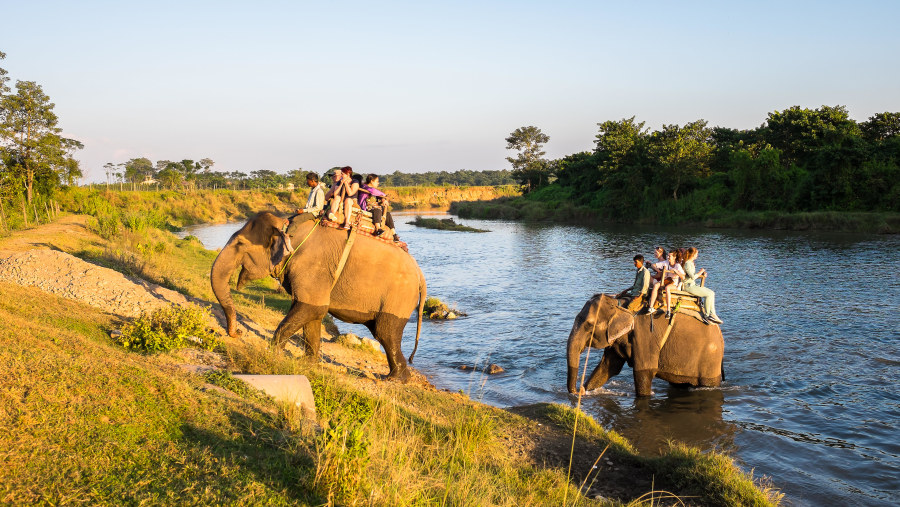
[582,387,737,455]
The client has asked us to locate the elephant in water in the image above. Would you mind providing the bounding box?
[566,294,723,397]
[211,212,426,381]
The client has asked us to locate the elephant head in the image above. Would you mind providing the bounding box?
[210,211,292,337]
[566,294,633,394]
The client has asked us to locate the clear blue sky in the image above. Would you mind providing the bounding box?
[2,0,898,182]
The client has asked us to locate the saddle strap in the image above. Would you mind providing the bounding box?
[330,226,357,291]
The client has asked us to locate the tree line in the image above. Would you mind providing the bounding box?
[505,106,900,221]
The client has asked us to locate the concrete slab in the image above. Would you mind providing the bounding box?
[233,374,317,419]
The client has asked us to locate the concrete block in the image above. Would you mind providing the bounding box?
[233,374,316,419]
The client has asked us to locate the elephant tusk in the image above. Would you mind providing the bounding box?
[283,234,294,254]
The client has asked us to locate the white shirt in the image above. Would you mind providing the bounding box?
[304,183,326,213]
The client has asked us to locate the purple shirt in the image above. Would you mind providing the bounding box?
[358,184,386,211]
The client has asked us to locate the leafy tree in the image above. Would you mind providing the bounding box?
[764,105,860,166]
[861,112,900,142]
[0,50,9,95]
[124,157,154,184]
[648,120,714,200]
[157,167,184,189]
[0,80,81,202]
[506,126,551,192]
[198,157,214,172]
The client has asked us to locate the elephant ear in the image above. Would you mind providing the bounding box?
[606,309,634,345]
[269,229,294,270]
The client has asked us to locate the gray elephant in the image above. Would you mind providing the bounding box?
[211,212,426,381]
[566,294,723,397]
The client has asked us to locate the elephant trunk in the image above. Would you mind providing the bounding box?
[567,333,584,394]
[211,240,241,337]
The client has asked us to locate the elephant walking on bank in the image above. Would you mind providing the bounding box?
[211,212,426,381]
[567,294,723,397]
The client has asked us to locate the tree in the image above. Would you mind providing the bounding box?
[199,158,214,172]
[0,50,9,95]
[157,166,184,189]
[0,80,80,202]
[506,126,550,192]
[124,157,154,184]
[764,105,860,166]
[861,112,900,142]
[648,120,714,201]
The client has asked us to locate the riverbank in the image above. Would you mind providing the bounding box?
[449,196,900,234]
[0,212,781,505]
[33,186,519,234]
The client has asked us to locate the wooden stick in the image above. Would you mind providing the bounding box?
[0,199,7,232]
[44,201,52,221]
[22,198,28,227]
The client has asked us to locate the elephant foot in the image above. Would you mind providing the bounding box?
[387,367,411,383]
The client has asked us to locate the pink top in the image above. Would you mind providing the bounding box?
[358,184,385,211]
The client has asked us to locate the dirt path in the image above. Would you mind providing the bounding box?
[0,248,192,318]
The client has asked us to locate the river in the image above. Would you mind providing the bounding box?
[180,212,900,506]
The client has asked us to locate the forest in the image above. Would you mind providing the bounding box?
[503,107,899,223]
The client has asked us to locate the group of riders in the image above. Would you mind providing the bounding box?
[297,166,400,243]
[616,246,723,325]
[295,170,721,324]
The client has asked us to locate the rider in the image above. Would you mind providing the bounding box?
[616,254,651,307]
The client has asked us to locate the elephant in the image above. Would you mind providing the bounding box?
[211,212,426,381]
[566,294,723,397]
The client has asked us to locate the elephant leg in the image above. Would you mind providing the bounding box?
[236,266,253,291]
[367,313,410,382]
[272,301,328,353]
[584,350,626,391]
[633,369,657,397]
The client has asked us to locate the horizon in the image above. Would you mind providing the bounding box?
[2,1,898,182]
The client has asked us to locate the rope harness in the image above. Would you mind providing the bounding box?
[330,225,357,291]
[275,214,360,293]
[276,219,320,278]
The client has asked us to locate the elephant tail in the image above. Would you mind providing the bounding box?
[408,270,426,364]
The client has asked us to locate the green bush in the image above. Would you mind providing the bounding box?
[115,304,219,353]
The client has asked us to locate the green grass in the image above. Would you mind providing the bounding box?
[0,282,321,505]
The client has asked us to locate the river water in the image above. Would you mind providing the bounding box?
[181,212,900,506]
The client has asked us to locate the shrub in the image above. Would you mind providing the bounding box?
[115,304,220,353]
[423,296,448,315]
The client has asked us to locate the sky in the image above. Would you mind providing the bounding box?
[2,0,899,182]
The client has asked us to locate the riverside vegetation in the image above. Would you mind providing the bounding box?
[459,106,900,233]
[0,191,782,505]
[408,216,490,233]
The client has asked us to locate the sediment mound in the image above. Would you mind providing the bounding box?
[0,249,191,318]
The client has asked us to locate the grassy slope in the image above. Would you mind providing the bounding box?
[0,212,781,506]
[0,282,318,505]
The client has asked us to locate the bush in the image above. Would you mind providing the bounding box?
[115,304,219,353]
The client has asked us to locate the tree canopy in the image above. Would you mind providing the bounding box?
[529,105,900,221]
